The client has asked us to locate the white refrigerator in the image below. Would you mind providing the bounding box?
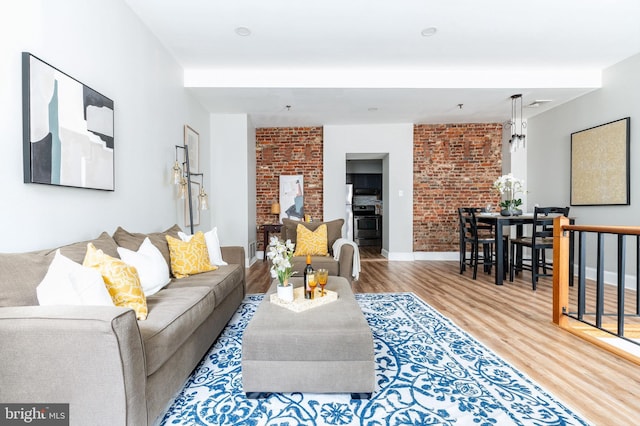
[345,184,354,241]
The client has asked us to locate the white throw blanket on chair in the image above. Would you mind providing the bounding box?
[332,238,361,281]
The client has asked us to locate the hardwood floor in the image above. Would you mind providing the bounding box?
[247,248,640,425]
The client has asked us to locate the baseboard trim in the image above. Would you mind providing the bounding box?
[413,251,459,261]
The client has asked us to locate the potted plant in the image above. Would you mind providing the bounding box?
[493,173,525,216]
[266,236,297,302]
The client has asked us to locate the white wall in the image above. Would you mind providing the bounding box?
[209,114,257,265]
[502,123,528,211]
[0,0,209,252]
[528,52,640,279]
[324,124,414,259]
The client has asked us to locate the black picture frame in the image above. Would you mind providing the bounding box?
[570,117,630,206]
[22,52,115,191]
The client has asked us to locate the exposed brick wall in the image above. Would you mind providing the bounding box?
[413,123,503,252]
[255,123,503,254]
[255,127,324,251]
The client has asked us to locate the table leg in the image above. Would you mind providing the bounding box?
[263,228,269,262]
[495,224,504,285]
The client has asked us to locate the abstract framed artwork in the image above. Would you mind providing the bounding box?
[184,125,199,173]
[570,117,630,206]
[279,175,304,221]
[22,52,114,191]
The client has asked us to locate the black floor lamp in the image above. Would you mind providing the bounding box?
[172,145,208,234]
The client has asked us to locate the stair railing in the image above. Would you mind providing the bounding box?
[553,216,640,365]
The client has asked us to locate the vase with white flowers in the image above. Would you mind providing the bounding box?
[493,173,525,216]
[266,236,297,302]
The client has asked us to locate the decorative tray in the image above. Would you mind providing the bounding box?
[270,287,338,312]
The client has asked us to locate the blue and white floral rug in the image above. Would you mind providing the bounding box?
[160,293,589,425]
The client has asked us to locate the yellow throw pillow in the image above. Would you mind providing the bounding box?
[166,231,218,278]
[293,223,328,256]
[83,243,148,320]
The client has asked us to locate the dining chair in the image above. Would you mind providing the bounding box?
[458,207,502,280]
[458,207,485,274]
[509,206,570,290]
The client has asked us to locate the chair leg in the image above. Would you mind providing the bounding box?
[532,248,538,290]
[472,243,479,280]
[509,242,515,282]
[483,243,491,274]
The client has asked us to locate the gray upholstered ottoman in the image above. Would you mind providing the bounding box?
[242,276,375,399]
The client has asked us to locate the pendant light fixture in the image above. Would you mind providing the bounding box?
[508,94,526,153]
[198,184,209,211]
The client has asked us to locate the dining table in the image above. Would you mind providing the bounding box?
[476,212,575,285]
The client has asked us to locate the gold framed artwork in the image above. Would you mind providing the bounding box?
[570,117,630,206]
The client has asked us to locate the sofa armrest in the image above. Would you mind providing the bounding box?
[220,246,245,268]
[0,305,147,426]
[221,245,246,290]
[338,243,355,284]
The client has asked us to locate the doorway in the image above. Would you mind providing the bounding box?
[345,155,387,251]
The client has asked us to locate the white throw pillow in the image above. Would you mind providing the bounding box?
[69,265,115,306]
[117,237,170,296]
[37,250,113,306]
[178,227,228,266]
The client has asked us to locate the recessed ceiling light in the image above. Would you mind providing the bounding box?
[235,27,251,36]
[421,27,437,37]
[527,100,552,108]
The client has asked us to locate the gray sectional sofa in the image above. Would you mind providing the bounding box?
[0,225,246,426]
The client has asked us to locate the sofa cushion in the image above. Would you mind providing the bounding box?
[117,238,170,297]
[166,233,217,278]
[37,250,114,306]
[139,286,215,375]
[282,218,344,254]
[293,223,328,256]
[112,225,181,270]
[0,251,53,307]
[0,232,119,307]
[56,232,120,264]
[178,227,228,266]
[83,243,148,320]
[291,255,339,277]
[164,264,243,308]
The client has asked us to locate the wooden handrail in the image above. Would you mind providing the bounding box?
[552,216,640,366]
[552,216,570,326]
[562,224,640,236]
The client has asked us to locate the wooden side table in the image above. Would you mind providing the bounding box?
[262,224,283,261]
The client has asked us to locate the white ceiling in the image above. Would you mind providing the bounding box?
[124,0,640,127]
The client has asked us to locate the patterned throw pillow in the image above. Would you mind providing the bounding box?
[83,243,148,320]
[293,223,328,256]
[165,232,218,279]
[178,227,228,266]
